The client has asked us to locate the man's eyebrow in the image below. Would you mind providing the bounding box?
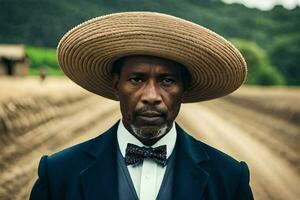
[127,72,147,76]
[158,72,181,77]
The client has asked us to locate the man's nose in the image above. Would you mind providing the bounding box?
[141,80,162,105]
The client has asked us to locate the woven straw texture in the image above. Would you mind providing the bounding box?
[57,12,247,103]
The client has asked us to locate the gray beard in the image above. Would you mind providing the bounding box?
[130,124,168,141]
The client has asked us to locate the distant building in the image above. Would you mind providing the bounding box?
[0,44,29,76]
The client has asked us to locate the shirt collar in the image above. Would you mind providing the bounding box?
[117,120,177,159]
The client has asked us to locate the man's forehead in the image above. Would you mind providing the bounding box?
[120,55,183,74]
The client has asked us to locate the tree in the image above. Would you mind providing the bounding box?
[269,34,300,85]
[230,39,285,85]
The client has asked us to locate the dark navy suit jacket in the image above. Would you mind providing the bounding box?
[30,121,254,200]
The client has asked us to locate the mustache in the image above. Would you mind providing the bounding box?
[134,105,167,116]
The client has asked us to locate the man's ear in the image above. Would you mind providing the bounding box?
[112,73,120,91]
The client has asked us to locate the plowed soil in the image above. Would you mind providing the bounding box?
[0,77,299,200]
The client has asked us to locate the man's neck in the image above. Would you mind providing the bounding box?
[122,120,174,146]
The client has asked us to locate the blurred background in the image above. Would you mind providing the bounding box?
[0,0,299,199]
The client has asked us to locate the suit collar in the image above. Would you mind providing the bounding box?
[173,123,210,199]
[80,121,119,200]
[175,123,209,163]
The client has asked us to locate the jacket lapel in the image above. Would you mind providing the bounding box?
[173,124,210,200]
[80,122,119,200]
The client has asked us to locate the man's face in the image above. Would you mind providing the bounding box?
[113,55,185,145]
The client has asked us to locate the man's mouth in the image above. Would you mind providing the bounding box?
[135,111,164,124]
[139,111,162,117]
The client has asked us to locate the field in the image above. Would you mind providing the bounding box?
[0,77,299,200]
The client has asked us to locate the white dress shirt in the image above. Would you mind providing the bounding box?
[117,120,177,200]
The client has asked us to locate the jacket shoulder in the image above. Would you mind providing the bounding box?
[47,135,97,166]
[186,133,253,199]
[31,123,119,199]
[47,122,118,167]
[200,140,241,167]
[177,124,245,177]
[177,124,242,169]
[43,123,117,182]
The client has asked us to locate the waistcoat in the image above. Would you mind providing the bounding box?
[117,146,176,200]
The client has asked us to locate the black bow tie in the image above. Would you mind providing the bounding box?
[125,143,167,166]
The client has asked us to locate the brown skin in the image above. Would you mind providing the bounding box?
[113,55,185,146]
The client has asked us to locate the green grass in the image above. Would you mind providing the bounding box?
[26,46,63,76]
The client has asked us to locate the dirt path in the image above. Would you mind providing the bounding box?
[177,102,300,200]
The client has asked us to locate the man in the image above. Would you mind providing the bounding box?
[30,12,254,200]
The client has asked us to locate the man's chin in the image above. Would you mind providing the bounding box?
[130,124,168,141]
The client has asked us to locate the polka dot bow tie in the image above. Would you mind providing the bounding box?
[125,143,167,166]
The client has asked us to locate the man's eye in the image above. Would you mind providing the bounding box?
[161,78,175,85]
[129,77,143,83]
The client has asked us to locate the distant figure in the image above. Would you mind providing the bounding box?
[30,12,254,200]
[39,65,47,82]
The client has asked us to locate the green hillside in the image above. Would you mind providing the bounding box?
[1,0,299,84]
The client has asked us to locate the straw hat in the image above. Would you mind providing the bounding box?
[57,12,247,103]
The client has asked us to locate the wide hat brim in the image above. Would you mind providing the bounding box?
[57,12,247,103]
